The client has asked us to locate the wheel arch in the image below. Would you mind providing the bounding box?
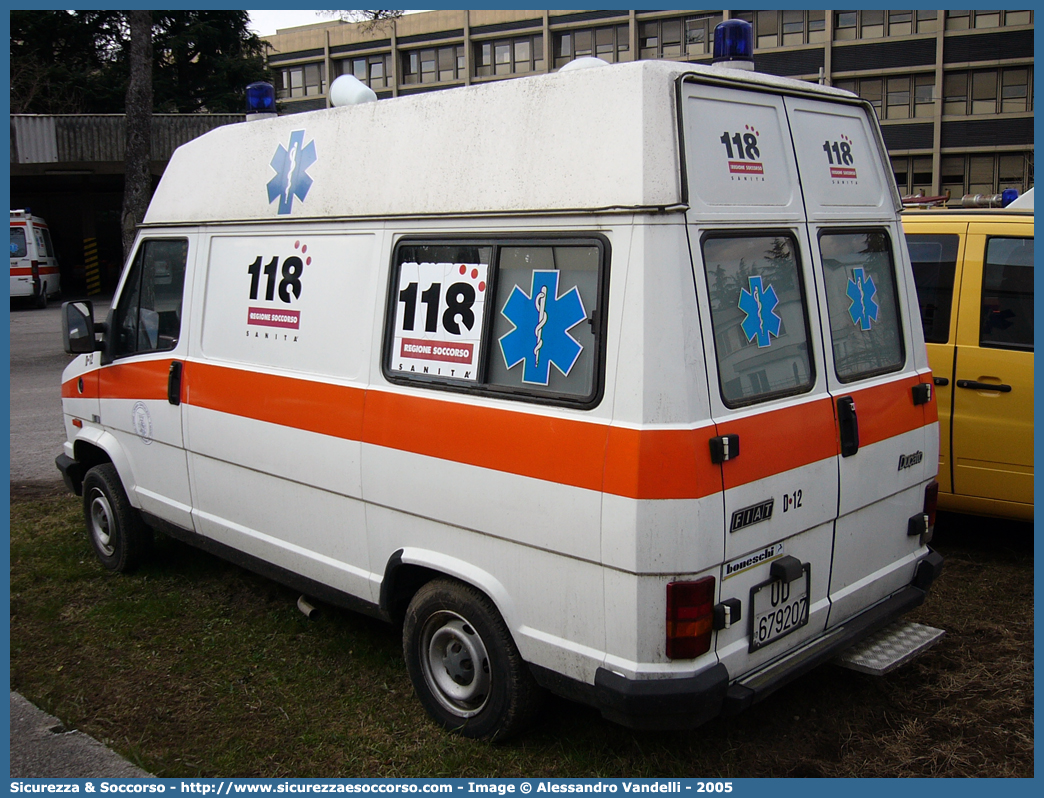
[380,548,520,633]
[71,431,139,508]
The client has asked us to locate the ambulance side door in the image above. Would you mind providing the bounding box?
[98,236,195,532]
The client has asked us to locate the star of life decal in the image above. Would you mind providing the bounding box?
[738,275,782,348]
[267,130,317,215]
[846,267,879,331]
[499,271,587,386]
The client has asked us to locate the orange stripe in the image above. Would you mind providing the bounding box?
[604,425,722,500]
[844,375,928,448]
[10,267,60,276]
[719,398,839,488]
[98,360,171,401]
[364,389,612,494]
[186,361,365,442]
[66,361,933,501]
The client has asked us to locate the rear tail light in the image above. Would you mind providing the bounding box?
[666,576,715,659]
[923,480,939,542]
[30,259,39,278]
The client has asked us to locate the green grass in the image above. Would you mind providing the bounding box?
[10,493,1034,777]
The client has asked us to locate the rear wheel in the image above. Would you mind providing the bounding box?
[82,463,151,573]
[403,579,543,740]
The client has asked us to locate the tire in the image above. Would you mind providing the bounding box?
[34,284,47,309]
[82,463,152,573]
[403,579,544,741]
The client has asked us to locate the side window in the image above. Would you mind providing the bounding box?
[981,236,1033,351]
[819,230,905,382]
[10,227,27,258]
[702,233,814,407]
[906,233,959,343]
[41,228,55,258]
[386,238,606,406]
[112,238,189,359]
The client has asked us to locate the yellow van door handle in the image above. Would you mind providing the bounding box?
[956,379,1011,393]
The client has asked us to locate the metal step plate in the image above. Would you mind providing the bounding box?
[834,621,946,675]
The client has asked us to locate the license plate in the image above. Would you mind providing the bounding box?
[749,564,810,651]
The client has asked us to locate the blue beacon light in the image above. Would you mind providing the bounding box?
[246,81,276,117]
[713,19,755,71]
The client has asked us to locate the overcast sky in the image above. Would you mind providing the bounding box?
[246,10,330,37]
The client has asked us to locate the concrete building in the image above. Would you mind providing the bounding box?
[10,114,242,294]
[264,9,1034,201]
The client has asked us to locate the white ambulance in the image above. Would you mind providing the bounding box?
[57,38,944,739]
[10,209,61,307]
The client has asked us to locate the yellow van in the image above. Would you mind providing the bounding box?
[904,205,1034,521]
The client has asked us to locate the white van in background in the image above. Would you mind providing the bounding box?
[57,29,944,740]
[10,209,61,307]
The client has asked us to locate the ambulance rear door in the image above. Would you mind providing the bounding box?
[784,95,937,627]
[680,78,841,678]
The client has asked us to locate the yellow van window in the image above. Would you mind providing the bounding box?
[981,237,1034,351]
[907,233,959,343]
[819,230,905,382]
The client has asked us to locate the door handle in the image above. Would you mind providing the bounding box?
[168,361,183,405]
[837,395,859,457]
[956,379,1011,393]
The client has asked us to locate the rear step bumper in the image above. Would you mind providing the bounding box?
[591,549,943,729]
[722,579,935,715]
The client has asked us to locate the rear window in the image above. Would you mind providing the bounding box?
[981,236,1033,351]
[906,233,959,344]
[702,232,815,407]
[10,227,27,258]
[819,230,905,382]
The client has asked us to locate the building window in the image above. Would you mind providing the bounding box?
[834,10,930,40]
[888,10,913,36]
[335,54,391,90]
[943,68,1032,116]
[837,75,934,121]
[1002,69,1030,113]
[914,74,935,117]
[912,156,933,196]
[756,10,778,48]
[554,25,627,67]
[476,34,543,77]
[638,17,696,60]
[861,9,884,39]
[834,11,858,40]
[940,156,966,202]
[886,76,911,119]
[971,70,998,115]
[946,10,1033,30]
[916,10,939,33]
[686,14,722,56]
[402,44,464,85]
[275,63,325,100]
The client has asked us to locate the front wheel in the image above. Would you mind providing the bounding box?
[82,463,152,573]
[403,579,543,740]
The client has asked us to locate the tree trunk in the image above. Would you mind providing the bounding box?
[121,10,153,261]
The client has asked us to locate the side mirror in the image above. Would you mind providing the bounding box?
[62,300,99,354]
